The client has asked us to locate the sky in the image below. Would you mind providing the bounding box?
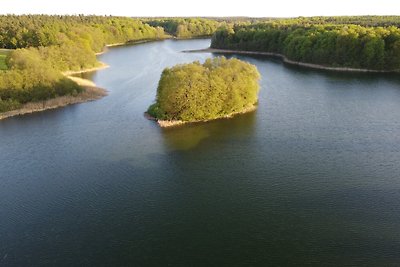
[0,0,399,17]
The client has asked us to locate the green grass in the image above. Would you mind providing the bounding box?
[0,49,10,70]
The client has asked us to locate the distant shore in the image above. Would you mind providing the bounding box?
[145,105,257,128]
[0,65,108,121]
[184,48,395,73]
[95,38,170,55]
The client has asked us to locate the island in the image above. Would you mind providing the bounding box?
[146,56,260,127]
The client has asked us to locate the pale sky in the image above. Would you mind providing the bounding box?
[0,0,399,17]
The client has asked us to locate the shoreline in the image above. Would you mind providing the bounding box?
[62,62,110,75]
[95,38,171,55]
[184,48,396,73]
[0,65,109,121]
[145,105,257,128]
[0,86,107,120]
[95,42,131,55]
[174,36,213,40]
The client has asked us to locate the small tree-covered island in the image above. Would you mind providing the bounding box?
[147,57,260,127]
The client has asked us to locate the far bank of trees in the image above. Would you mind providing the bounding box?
[0,15,165,51]
[147,18,221,38]
[211,21,400,71]
[148,57,260,122]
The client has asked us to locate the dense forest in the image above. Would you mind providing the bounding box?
[211,19,400,71]
[147,18,222,38]
[148,57,260,122]
[287,16,400,27]
[0,50,9,70]
[0,15,166,112]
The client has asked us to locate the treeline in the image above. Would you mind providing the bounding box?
[0,15,165,50]
[292,16,400,27]
[147,18,221,38]
[211,21,400,71]
[0,15,166,112]
[148,57,260,122]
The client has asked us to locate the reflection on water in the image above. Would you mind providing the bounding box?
[161,111,256,151]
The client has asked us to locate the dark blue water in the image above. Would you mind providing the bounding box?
[1,39,400,266]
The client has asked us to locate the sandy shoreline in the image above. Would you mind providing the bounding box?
[95,43,125,55]
[145,105,257,128]
[95,38,169,55]
[62,62,109,76]
[184,48,396,73]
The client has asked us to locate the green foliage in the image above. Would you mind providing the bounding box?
[0,55,7,70]
[147,103,164,119]
[0,98,21,112]
[0,15,166,51]
[147,18,221,38]
[211,18,400,71]
[0,58,83,112]
[149,57,260,122]
[0,50,10,70]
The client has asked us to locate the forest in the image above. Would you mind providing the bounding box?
[148,57,260,122]
[146,18,222,38]
[211,18,400,71]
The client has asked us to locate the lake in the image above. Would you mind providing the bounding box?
[1,39,400,266]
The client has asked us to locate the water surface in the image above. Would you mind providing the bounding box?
[1,39,400,266]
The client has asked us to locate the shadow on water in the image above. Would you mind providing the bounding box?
[282,61,400,81]
[160,110,257,151]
